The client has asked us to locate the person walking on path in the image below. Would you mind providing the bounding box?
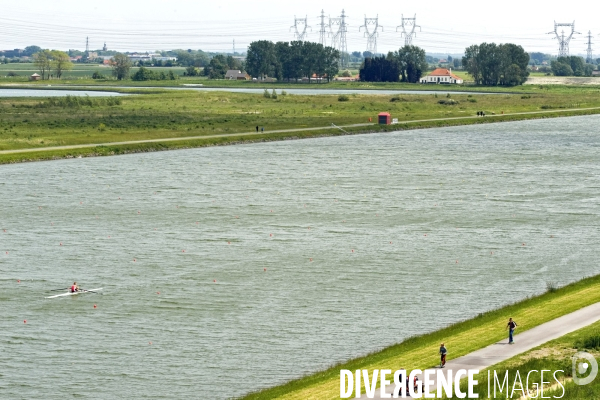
[439,343,447,368]
[507,318,518,344]
[256,126,259,133]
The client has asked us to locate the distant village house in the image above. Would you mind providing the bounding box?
[420,68,463,84]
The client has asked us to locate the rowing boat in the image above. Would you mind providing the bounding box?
[45,288,103,299]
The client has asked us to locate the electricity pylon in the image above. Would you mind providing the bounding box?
[291,16,311,41]
[318,10,328,47]
[330,9,349,67]
[548,21,580,57]
[360,15,383,55]
[396,14,421,46]
[586,31,594,63]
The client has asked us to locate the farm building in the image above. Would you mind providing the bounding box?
[420,68,463,84]
[29,73,41,81]
[225,70,250,80]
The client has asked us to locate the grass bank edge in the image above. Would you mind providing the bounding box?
[239,278,600,399]
[2,107,600,165]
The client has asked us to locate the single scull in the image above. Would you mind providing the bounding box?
[45,288,103,299]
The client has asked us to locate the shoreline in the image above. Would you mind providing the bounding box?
[2,106,600,165]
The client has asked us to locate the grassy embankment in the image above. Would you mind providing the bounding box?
[242,275,600,399]
[2,84,600,164]
[450,319,600,399]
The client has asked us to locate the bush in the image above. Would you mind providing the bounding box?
[576,333,600,350]
[263,89,271,99]
[438,99,459,105]
[467,98,477,103]
[546,281,559,293]
[7,71,18,77]
[35,95,122,108]
[280,90,287,96]
[521,95,531,99]
[271,89,277,99]
[338,94,350,102]
[92,71,106,79]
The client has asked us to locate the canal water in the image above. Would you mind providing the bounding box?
[0,89,127,97]
[1,115,599,399]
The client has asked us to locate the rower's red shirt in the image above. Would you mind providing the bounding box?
[71,285,77,293]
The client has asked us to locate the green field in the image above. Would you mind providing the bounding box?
[2,84,600,164]
[242,275,600,399]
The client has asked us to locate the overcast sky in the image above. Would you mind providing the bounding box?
[0,0,595,55]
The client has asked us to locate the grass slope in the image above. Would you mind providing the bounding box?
[2,85,600,163]
[241,274,600,399]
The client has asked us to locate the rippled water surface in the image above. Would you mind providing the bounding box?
[1,115,599,399]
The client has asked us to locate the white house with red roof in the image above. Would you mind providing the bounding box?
[420,68,463,84]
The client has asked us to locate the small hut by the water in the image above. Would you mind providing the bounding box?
[29,73,41,81]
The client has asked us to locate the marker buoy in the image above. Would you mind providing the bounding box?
[270,234,273,237]
[522,243,525,246]
[80,202,82,204]
[157,292,160,294]
[424,234,427,237]
[108,236,111,238]
[138,211,140,214]
[5,251,8,255]
[24,320,27,324]
[264,268,267,272]
[390,242,392,244]
[17,279,20,283]
[213,279,216,283]
[59,242,62,246]
[149,342,152,345]
[456,260,458,264]
[133,258,137,262]
[228,242,230,244]
[182,250,185,253]
[93,304,97,309]
[309,258,313,262]
[351,249,354,253]
[270,210,273,213]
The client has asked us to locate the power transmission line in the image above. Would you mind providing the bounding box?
[360,15,382,55]
[397,14,421,46]
[85,36,89,53]
[291,15,310,41]
[548,21,580,57]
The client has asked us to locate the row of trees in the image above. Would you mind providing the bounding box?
[359,45,428,83]
[462,43,530,86]
[551,56,595,77]
[33,50,73,79]
[246,40,340,82]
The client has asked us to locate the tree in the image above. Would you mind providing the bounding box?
[111,53,132,80]
[551,61,573,76]
[204,54,228,79]
[359,56,400,82]
[246,40,277,79]
[33,50,53,80]
[462,43,529,86]
[23,46,42,57]
[51,50,73,79]
[391,45,428,83]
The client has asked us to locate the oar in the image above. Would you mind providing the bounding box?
[49,287,70,292]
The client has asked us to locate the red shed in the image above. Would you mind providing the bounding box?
[378,112,391,125]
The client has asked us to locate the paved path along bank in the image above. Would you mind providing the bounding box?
[2,106,600,156]
[361,301,600,399]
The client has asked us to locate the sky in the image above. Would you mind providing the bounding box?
[0,0,595,56]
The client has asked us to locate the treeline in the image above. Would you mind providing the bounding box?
[551,56,595,77]
[462,43,529,86]
[132,67,177,81]
[359,45,428,83]
[246,40,340,82]
[185,55,243,79]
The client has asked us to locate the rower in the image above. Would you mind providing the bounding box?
[70,282,80,293]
